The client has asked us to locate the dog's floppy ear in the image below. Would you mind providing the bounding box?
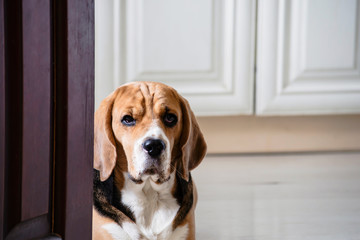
[178,96,207,182]
[94,89,119,181]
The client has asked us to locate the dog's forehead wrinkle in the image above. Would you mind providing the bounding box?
[138,83,153,103]
[138,82,158,118]
[116,87,146,116]
[130,82,180,120]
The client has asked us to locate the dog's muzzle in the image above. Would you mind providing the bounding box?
[141,138,166,177]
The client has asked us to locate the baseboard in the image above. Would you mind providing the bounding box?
[197,114,360,154]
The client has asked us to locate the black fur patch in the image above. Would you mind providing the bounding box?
[93,169,136,224]
[172,173,194,229]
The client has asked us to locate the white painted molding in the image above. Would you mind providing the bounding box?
[256,0,360,115]
[95,0,256,116]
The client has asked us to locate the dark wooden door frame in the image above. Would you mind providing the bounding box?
[0,0,94,239]
[0,0,5,237]
[3,0,52,238]
[53,0,94,238]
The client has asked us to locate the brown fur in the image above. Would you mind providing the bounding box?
[93,82,207,240]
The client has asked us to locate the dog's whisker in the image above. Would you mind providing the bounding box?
[170,162,186,179]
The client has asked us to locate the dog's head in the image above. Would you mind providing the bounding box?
[94,82,206,183]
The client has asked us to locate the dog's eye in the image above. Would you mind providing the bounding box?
[163,113,178,127]
[121,115,136,126]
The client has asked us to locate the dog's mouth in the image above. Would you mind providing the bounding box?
[128,169,171,184]
[143,167,159,176]
[127,153,172,184]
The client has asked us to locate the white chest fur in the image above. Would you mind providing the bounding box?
[120,173,188,240]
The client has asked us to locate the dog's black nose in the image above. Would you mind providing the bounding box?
[143,139,165,158]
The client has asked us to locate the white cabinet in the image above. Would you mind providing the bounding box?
[95,0,360,116]
[95,0,255,115]
[256,0,360,115]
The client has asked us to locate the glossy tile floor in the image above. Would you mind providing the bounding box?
[192,152,360,240]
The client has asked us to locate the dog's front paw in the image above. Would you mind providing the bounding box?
[101,222,145,240]
[121,222,147,240]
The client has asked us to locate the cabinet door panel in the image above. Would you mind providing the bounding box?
[256,0,360,115]
[95,0,255,115]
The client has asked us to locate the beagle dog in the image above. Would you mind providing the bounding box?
[93,82,207,240]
